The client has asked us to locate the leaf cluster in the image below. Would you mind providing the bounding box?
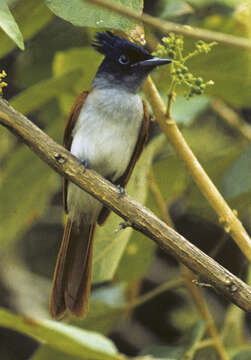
[153,33,216,98]
[0,69,7,95]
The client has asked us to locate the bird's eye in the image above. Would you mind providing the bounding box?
[118,54,130,65]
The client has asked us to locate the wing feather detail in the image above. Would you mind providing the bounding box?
[63,90,92,213]
[98,100,150,225]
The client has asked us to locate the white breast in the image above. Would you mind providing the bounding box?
[68,88,144,222]
[71,88,144,180]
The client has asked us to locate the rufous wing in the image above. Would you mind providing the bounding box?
[63,89,92,213]
[63,93,150,225]
[98,100,150,225]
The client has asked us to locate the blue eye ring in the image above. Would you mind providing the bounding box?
[118,54,130,65]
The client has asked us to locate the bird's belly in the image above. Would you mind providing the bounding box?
[68,89,144,221]
[75,121,138,180]
[70,91,143,180]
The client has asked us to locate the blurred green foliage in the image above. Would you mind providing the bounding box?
[1,0,251,360]
[45,0,143,31]
[0,0,52,57]
[0,308,120,360]
[0,0,24,50]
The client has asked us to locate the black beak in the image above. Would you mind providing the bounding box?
[132,57,172,68]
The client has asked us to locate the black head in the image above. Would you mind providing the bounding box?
[92,31,172,92]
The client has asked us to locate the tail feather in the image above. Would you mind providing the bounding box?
[50,218,95,318]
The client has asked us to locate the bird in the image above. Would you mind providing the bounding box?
[50,31,171,319]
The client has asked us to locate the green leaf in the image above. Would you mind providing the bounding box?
[53,47,103,114]
[45,0,143,32]
[92,135,166,283]
[74,299,123,335]
[188,320,206,343]
[0,0,52,58]
[140,321,206,360]
[0,115,62,249]
[141,345,186,359]
[115,229,156,282]
[188,0,243,9]
[0,127,15,162]
[222,305,245,349]
[182,320,206,356]
[170,302,200,332]
[173,114,246,220]
[172,95,211,124]
[0,1,24,50]
[15,20,89,88]
[91,283,125,307]
[1,77,73,243]
[0,148,58,248]
[72,284,125,334]
[10,69,81,114]
[155,9,251,107]
[231,348,251,360]
[156,94,210,125]
[0,308,119,360]
[152,151,188,206]
[220,144,251,203]
[30,346,82,360]
[0,152,57,249]
[160,0,193,19]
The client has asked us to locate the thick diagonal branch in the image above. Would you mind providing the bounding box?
[0,98,251,313]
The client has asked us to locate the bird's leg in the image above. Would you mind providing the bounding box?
[116,184,126,196]
[106,174,126,196]
[81,159,89,168]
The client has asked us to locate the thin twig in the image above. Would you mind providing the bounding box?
[182,322,206,360]
[125,278,184,310]
[143,77,251,262]
[221,302,245,346]
[86,0,251,50]
[195,338,215,350]
[149,167,229,359]
[182,266,229,360]
[1,98,251,312]
[221,266,251,342]
[148,168,174,227]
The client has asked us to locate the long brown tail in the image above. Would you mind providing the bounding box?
[50,218,95,318]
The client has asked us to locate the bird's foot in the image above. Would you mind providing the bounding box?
[119,220,132,229]
[114,220,132,233]
[116,184,126,196]
[81,159,89,168]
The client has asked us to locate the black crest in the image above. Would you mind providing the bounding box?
[92,31,118,55]
[92,31,151,59]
